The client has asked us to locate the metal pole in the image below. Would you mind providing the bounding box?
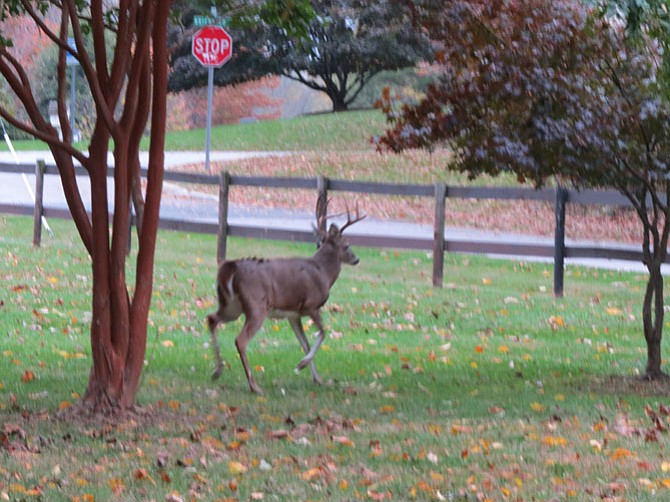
[433,183,447,288]
[205,66,214,173]
[553,187,568,298]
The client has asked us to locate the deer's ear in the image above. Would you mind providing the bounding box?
[328,223,340,237]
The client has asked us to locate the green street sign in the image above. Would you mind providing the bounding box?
[194,15,230,28]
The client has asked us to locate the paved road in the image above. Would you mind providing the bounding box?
[0,150,657,274]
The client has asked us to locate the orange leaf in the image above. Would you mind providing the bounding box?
[21,371,34,383]
[542,435,568,447]
[610,448,633,461]
[108,478,125,495]
[302,467,323,481]
[331,435,355,447]
[451,424,472,435]
[228,461,248,475]
[134,469,154,483]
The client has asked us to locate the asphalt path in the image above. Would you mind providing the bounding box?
[0,150,657,274]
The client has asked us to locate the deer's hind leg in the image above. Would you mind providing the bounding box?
[295,311,326,373]
[288,317,323,385]
[207,295,242,380]
[207,313,227,380]
[235,313,266,394]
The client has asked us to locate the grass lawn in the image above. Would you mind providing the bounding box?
[0,109,387,153]
[1,214,669,501]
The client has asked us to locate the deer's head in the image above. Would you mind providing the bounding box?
[318,223,360,265]
[315,196,366,266]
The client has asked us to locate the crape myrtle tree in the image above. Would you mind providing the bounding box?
[0,0,172,413]
[377,0,670,379]
[168,0,433,112]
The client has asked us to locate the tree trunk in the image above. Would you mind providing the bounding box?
[0,1,171,415]
[331,95,348,112]
[77,1,170,413]
[643,260,666,380]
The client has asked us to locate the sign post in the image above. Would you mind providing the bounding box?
[66,38,78,141]
[192,25,233,172]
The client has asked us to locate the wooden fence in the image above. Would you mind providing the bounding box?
[0,160,650,295]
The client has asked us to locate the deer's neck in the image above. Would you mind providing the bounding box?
[312,246,342,286]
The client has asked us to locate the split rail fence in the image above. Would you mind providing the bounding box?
[0,160,650,296]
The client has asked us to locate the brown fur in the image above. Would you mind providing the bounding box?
[207,223,361,394]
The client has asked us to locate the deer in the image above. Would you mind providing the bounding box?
[206,198,366,394]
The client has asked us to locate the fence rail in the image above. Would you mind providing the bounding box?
[0,160,651,295]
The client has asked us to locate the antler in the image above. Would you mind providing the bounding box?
[315,192,330,232]
[339,202,367,233]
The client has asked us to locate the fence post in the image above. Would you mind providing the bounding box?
[32,159,46,247]
[217,171,230,264]
[554,187,568,298]
[316,176,329,233]
[433,183,447,288]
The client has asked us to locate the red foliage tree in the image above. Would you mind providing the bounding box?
[166,77,282,131]
[378,0,670,379]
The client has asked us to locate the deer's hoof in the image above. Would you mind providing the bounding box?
[211,366,223,381]
[295,358,310,372]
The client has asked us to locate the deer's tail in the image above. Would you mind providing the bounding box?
[207,262,237,333]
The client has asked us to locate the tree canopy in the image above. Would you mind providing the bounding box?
[168,0,433,112]
[377,0,670,379]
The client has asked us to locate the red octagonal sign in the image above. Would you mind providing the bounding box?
[192,25,232,67]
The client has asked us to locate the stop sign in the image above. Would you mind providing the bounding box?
[192,25,232,67]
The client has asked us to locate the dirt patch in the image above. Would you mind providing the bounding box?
[589,374,670,398]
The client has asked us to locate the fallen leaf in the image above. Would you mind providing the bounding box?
[451,424,472,435]
[542,435,568,447]
[265,429,289,440]
[610,448,633,461]
[302,467,323,481]
[228,461,248,475]
[331,435,355,447]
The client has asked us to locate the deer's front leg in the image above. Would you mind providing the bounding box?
[288,317,322,384]
[235,315,265,394]
[295,312,326,373]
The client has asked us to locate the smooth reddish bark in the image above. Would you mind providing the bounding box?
[0,0,172,413]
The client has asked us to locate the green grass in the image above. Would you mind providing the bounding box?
[0,110,387,153]
[156,109,386,152]
[1,214,669,501]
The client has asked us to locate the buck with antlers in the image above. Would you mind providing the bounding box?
[206,199,366,394]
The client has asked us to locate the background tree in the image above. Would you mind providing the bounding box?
[168,0,433,112]
[0,0,172,413]
[378,0,670,379]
